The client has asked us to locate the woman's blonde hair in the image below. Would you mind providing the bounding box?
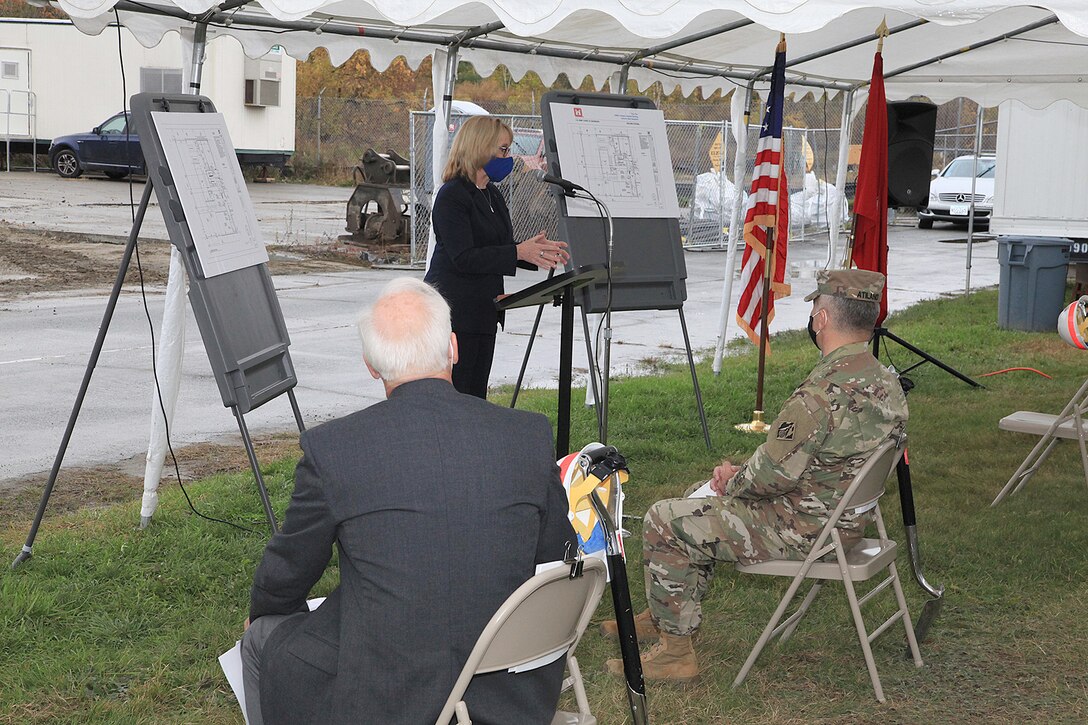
[442,116,513,183]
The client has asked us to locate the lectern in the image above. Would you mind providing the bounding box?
[497,265,607,458]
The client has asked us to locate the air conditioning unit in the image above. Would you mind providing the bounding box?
[244,55,282,107]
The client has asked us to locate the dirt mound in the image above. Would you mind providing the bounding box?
[0,225,374,301]
[0,433,303,528]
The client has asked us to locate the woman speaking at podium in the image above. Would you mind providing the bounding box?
[425,116,569,399]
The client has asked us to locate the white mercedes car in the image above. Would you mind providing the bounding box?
[917,155,996,229]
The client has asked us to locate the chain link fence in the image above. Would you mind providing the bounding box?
[409,110,558,264]
[404,112,848,262]
[293,95,995,263]
[294,97,417,181]
[933,99,999,170]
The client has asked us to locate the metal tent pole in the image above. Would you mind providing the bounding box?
[828,89,857,268]
[965,106,984,293]
[712,82,753,375]
[139,20,207,526]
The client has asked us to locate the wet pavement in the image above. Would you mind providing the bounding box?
[0,171,999,481]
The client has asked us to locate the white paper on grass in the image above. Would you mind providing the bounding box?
[218,644,250,725]
[549,103,680,219]
[219,597,328,722]
[151,111,269,277]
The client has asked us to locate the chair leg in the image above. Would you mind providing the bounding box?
[1010,438,1061,497]
[780,581,823,643]
[889,561,924,668]
[733,570,811,688]
[567,655,591,716]
[1074,407,1088,492]
[994,437,1058,505]
[839,571,885,702]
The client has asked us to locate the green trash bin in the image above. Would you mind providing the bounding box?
[997,236,1071,331]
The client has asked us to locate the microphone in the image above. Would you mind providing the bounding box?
[534,170,584,196]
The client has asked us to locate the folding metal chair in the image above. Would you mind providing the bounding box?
[993,376,1088,505]
[435,558,608,725]
[732,436,923,702]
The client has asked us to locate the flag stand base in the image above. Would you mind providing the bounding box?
[735,410,769,434]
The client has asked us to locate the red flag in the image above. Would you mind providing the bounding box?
[736,42,791,351]
[851,52,889,324]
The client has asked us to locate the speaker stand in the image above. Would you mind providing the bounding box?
[872,327,982,389]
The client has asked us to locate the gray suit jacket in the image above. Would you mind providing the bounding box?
[249,378,576,724]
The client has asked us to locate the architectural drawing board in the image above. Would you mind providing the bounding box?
[151,111,268,277]
[130,93,295,414]
[541,91,687,313]
[548,103,680,219]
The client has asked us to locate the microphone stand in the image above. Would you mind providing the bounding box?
[571,187,616,444]
[538,172,617,443]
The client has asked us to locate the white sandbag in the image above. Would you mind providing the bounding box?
[692,170,738,221]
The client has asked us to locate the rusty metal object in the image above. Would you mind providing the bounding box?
[358,147,410,187]
[345,148,411,246]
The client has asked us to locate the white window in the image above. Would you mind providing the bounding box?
[140,67,183,94]
[1,62,18,80]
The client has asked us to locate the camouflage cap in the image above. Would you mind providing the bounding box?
[804,269,885,303]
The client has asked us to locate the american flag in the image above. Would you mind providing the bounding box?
[736,40,791,350]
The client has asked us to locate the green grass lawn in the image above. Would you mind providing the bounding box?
[4,287,1088,724]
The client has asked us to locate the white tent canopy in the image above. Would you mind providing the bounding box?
[67,2,1088,108]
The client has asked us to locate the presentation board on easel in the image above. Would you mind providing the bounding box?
[541,91,687,313]
[130,93,296,414]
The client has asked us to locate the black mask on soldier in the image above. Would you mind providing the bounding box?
[808,306,830,352]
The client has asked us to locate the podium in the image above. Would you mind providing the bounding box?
[498,265,607,458]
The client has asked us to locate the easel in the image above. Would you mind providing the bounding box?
[992,377,1088,505]
[509,276,710,450]
[510,269,610,437]
[538,90,711,449]
[12,94,302,569]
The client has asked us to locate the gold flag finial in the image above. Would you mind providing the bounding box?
[777,32,786,53]
[876,18,889,53]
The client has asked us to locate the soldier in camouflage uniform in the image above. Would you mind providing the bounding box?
[603,269,907,683]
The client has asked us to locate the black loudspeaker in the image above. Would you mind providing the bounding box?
[887,101,937,208]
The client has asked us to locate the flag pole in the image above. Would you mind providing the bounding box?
[844,21,887,270]
[736,228,775,434]
[736,32,787,434]
[843,212,858,268]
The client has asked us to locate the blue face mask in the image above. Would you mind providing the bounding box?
[483,156,514,183]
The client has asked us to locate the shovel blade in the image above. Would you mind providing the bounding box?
[906,596,943,657]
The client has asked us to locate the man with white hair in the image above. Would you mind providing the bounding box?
[241,277,575,724]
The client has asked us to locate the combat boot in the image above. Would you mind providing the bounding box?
[599,608,658,642]
[605,633,699,685]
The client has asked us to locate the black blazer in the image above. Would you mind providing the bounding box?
[249,379,576,725]
[425,176,532,334]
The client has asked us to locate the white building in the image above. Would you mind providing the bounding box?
[0,17,295,167]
